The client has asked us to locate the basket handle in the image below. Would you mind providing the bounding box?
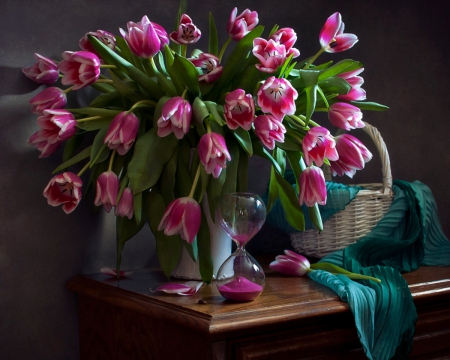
[324,121,393,195]
[362,121,393,195]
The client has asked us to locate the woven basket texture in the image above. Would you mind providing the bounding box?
[291,122,394,258]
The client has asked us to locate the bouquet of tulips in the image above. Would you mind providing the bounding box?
[23,1,387,282]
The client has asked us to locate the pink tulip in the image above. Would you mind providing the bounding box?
[269,250,311,276]
[169,14,201,45]
[28,109,77,158]
[328,103,364,131]
[223,89,255,130]
[115,187,134,219]
[299,166,327,207]
[79,30,116,57]
[119,15,169,58]
[104,111,139,155]
[252,38,287,73]
[269,28,300,58]
[188,53,223,83]
[319,12,358,53]
[253,114,286,150]
[22,53,59,84]
[227,7,259,41]
[43,172,83,214]
[302,126,338,167]
[198,132,231,178]
[337,68,366,101]
[257,76,298,120]
[330,134,372,178]
[157,97,192,139]
[29,87,67,114]
[157,197,201,244]
[95,171,119,213]
[58,51,100,90]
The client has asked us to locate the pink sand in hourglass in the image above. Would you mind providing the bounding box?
[218,276,263,301]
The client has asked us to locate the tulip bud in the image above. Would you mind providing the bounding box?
[58,51,100,90]
[252,38,286,73]
[319,12,358,53]
[95,171,119,213]
[115,187,134,219]
[157,197,201,244]
[269,250,311,277]
[29,87,67,114]
[198,132,231,178]
[299,166,327,207]
[119,15,169,58]
[328,103,364,131]
[302,126,338,167]
[224,89,255,130]
[157,97,192,139]
[104,112,139,155]
[22,53,59,84]
[227,8,259,41]
[28,109,77,158]
[253,114,286,150]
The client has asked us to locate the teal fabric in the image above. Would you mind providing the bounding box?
[308,180,450,359]
[263,170,362,232]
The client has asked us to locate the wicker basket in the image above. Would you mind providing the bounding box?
[290,121,394,258]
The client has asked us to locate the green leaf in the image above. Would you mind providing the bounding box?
[220,138,240,198]
[232,127,253,156]
[53,145,92,174]
[172,53,200,96]
[128,128,179,194]
[67,107,122,117]
[274,171,305,231]
[89,36,165,99]
[318,59,363,82]
[116,212,145,275]
[350,101,390,111]
[319,77,352,95]
[208,25,264,99]
[299,69,320,125]
[146,190,183,278]
[115,36,146,73]
[204,101,225,125]
[89,91,123,108]
[160,144,179,204]
[252,139,282,174]
[197,210,213,283]
[62,134,83,163]
[107,69,148,103]
[266,167,278,213]
[164,45,185,95]
[192,97,210,125]
[237,147,248,192]
[208,12,219,56]
[90,127,110,166]
[133,191,143,224]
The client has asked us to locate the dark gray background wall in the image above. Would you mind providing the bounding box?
[1,0,449,359]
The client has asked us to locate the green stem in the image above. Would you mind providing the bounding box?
[95,79,114,84]
[127,100,157,113]
[181,45,187,58]
[100,64,117,69]
[108,149,117,171]
[63,85,76,94]
[188,164,201,198]
[76,116,103,123]
[77,161,91,177]
[218,38,232,62]
[303,48,325,69]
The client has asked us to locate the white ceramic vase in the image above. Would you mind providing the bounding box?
[170,196,233,280]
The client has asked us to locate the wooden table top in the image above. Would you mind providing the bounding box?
[66,261,450,339]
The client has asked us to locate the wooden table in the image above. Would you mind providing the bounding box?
[66,263,450,359]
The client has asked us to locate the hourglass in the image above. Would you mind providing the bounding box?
[216,193,266,301]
